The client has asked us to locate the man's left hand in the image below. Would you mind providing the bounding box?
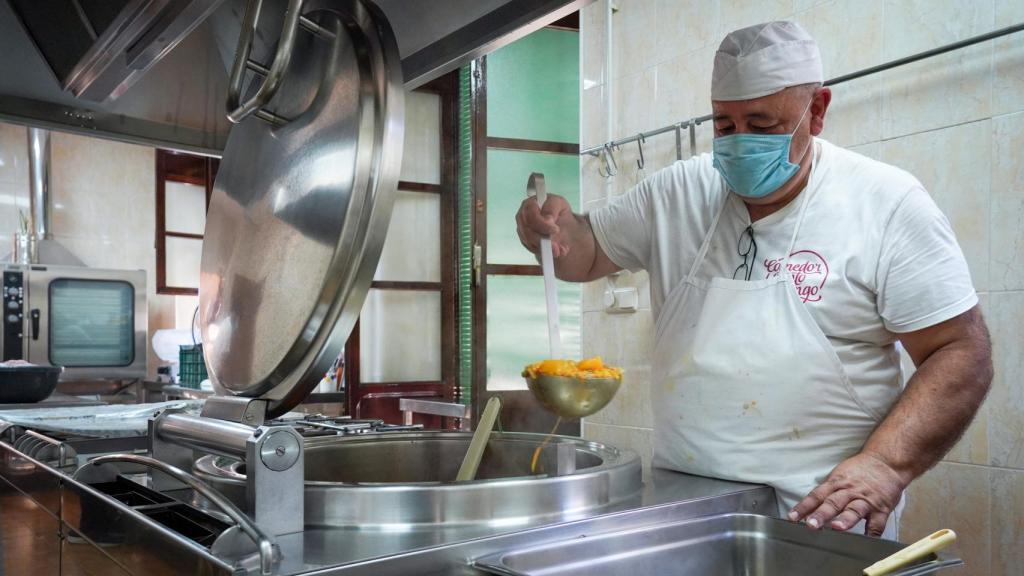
[788,452,909,536]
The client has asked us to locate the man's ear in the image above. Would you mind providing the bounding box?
[809,87,832,136]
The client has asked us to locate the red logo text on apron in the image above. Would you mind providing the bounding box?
[764,250,829,303]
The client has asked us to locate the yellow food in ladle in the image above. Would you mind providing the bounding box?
[523,356,623,380]
[523,357,622,475]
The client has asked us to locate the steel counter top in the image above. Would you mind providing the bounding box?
[267,469,776,575]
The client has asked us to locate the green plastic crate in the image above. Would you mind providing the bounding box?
[178,344,208,388]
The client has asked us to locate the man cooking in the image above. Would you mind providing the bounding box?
[515,21,992,540]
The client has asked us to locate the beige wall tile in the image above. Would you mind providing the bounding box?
[50,132,155,246]
[987,291,1024,470]
[611,0,659,80]
[582,422,654,481]
[794,0,829,13]
[805,0,883,78]
[880,0,993,138]
[614,67,658,140]
[585,365,652,427]
[821,76,884,148]
[581,308,655,370]
[990,468,1024,575]
[583,279,605,313]
[580,0,608,90]
[0,123,31,255]
[799,0,885,148]
[901,462,991,576]
[643,126,700,171]
[880,120,991,292]
[581,84,608,149]
[608,144,655,196]
[880,44,992,139]
[717,0,796,39]
[990,111,1024,291]
[882,0,994,58]
[654,46,714,129]
[581,151,613,205]
[945,398,991,466]
[652,46,715,166]
[993,1,1024,116]
[655,0,720,63]
[0,122,28,186]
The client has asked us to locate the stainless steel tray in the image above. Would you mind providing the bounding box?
[474,513,963,576]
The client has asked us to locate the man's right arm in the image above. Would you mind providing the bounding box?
[515,194,622,282]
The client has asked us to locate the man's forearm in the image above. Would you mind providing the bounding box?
[862,318,992,483]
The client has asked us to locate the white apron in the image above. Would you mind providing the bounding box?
[651,151,902,539]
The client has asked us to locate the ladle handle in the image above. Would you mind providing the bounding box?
[527,173,562,359]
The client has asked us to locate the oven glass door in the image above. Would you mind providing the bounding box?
[48,279,135,366]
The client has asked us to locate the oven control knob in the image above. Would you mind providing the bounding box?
[6,301,17,310]
[6,314,17,323]
[6,287,17,297]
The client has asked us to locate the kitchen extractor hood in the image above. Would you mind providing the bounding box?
[0,0,589,156]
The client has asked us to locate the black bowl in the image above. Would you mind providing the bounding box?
[0,365,61,403]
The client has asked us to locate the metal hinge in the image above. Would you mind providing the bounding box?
[473,243,482,287]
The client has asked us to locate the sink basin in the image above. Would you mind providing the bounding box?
[475,513,963,576]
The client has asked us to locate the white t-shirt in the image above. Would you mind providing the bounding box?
[590,138,977,411]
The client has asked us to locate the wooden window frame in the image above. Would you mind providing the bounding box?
[470,41,582,434]
[155,150,218,296]
[343,72,460,427]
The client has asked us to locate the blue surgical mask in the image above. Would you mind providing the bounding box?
[712,100,813,199]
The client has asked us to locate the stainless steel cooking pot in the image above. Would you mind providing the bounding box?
[193,431,643,529]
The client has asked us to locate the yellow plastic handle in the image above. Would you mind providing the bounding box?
[863,529,957,576]
[455,397,502,482]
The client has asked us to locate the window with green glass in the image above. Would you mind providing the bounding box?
[485,149,580,265]
[486,28,579,143]
[475,24,580,395]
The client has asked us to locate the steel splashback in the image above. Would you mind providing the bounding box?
[0,0,589,155]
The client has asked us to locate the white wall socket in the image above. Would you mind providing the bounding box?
[603,286,638,313]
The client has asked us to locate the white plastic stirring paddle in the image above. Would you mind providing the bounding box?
[527,173,562,359]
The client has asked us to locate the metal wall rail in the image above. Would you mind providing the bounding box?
[580,21,1024,158]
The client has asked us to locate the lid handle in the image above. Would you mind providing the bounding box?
[226,0,336,125]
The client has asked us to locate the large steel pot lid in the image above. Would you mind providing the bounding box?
[200,0,403,417]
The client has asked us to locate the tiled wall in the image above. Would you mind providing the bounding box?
[0,121,194,377]
[578,1,1023,573]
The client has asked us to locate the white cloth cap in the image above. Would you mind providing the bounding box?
[712,21,823,101]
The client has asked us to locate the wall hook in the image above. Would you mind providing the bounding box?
[688,120,697,158]
[635,134,646,170]
[598,143,618,178]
